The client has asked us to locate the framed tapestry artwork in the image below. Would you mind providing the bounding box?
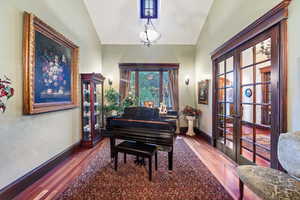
[23,12,79,114]
[198,80,209,105]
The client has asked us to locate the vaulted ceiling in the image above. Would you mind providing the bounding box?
[83,0,214,45]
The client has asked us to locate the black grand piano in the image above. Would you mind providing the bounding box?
[105,107,177,170]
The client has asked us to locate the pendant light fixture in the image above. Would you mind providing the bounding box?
[139,18,161,47]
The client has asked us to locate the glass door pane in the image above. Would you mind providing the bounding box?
[216,57,235,155]
[93,83,100,140]
[239,37,271,167]
[224,57,235,151]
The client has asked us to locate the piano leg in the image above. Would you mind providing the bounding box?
[110,137,115,161]
[149,156,152,181]
[168,149,173,170]
[134,155,139,165]
[134,155,146,166]
[114,152,118,171]
[155,152,158,170]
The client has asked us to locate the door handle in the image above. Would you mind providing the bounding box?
[231,108,243,118]
[232,114,241,118]
[231,111,241,118]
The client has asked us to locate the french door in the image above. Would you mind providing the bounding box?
[213,25,284,168]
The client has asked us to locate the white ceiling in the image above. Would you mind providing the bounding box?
[83,0,214,45]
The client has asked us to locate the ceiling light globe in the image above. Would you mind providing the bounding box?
[139,30,161,43]
[139,31,148,42]
[146,29,161,42]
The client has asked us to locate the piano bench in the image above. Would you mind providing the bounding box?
[114,141,158,181]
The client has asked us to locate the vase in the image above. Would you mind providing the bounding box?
[186,116,196,136]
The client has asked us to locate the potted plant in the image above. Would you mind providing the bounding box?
[103,88,122,116]
[104,89,139,116]
[182,105,201,136]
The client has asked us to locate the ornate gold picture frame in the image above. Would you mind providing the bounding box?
[23,12,79,114]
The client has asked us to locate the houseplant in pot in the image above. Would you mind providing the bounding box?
[104,89,138,116]
[182,105,201,136]
[103,88,122,117]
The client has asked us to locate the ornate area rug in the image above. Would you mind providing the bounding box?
[57,138,232,200]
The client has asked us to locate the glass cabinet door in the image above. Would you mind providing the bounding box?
[94,82,103,138]
[81,73,105,148]
[82,81,92,142]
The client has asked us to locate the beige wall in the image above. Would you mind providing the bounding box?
[102,45,197,116]
[194,0,300,136]
[0,0,102,189]
[287,0,300,132]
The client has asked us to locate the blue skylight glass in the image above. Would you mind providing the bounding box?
[140,0,158,19]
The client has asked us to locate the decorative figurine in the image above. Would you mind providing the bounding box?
[159,102,167,114]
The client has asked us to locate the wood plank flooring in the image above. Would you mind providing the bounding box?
[14,136,261,200]
[183,136,260,200]
[14,139,107,200]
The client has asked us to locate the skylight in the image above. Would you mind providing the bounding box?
[140,0,158,19]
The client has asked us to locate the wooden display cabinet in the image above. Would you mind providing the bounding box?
[80,73,105,148]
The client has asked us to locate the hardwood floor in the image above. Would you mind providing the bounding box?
[14,139,107,200]
[183,136,261,200]
[14,136,261,200]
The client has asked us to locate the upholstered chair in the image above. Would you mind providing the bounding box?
[237,132,300,200]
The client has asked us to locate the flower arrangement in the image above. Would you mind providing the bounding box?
[121,92,138,109]
[182,105,201,117]
[40,55,68,96]
[0,76,14,113]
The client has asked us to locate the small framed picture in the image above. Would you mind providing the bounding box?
[198,80,209,105]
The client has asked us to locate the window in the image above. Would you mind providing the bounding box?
[120,64,179,110]
[129,71,172,108]
[138,71,160,106]
[140,0,158,19]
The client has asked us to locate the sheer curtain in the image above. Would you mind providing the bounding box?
[119,69,131,100]
[168,69,179,111]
